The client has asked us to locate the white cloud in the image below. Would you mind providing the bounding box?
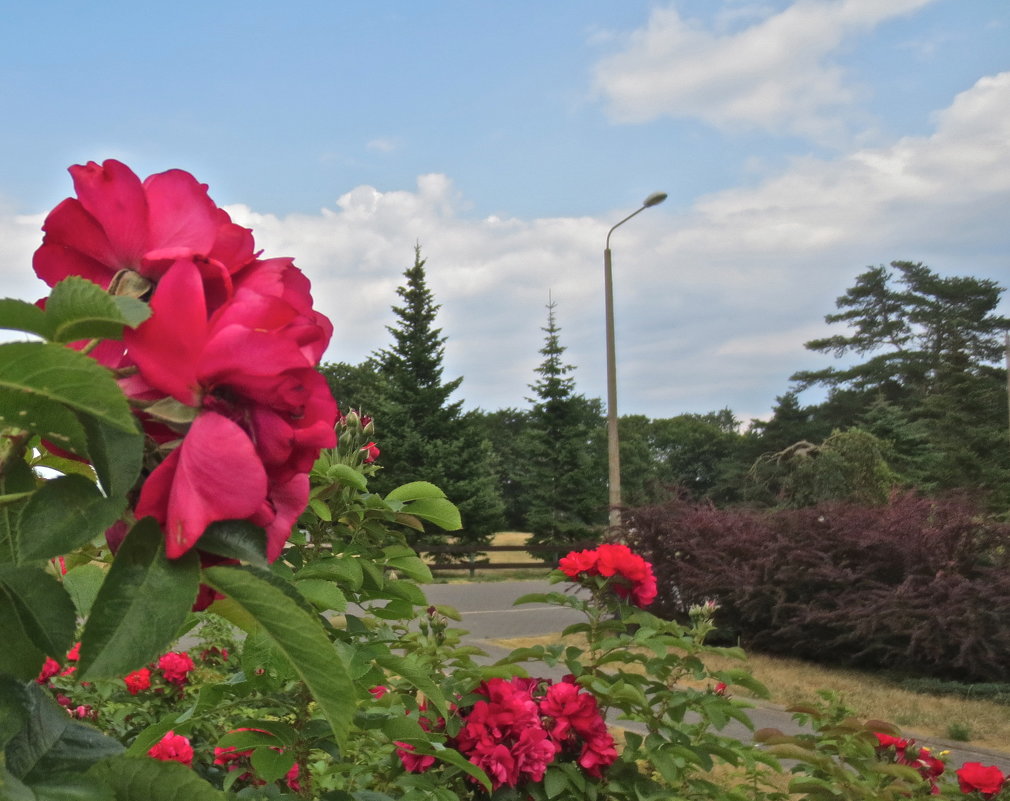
[593,0,936,140]
[2,72,1008,424]
[366,137,401,153]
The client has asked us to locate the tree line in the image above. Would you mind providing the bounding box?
[322,251,1010,545]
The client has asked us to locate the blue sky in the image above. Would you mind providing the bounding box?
[2,1,1009,422]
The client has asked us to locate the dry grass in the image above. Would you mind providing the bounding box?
[489,633,1010,754]
[429,532,555,581]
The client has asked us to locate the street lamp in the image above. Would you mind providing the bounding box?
[603,191,667,533]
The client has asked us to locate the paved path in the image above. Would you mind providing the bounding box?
[423,579,1010,774]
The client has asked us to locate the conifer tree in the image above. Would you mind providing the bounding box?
[372,245,504,542]
[521,298,606,545]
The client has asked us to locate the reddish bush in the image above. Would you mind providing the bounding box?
[625,493,1010,681]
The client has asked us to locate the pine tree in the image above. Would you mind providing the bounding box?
[521,298,606,545]
[372,245,504,542]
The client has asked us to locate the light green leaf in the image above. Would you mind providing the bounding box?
[326,463,367,491]
[17,475,123,563]
[62,565,106,619]
[203,564,356,749]
[0,342,138,434]
[386,553,433,583]
[0,298,52,339]
[295,555,364,590]
[400,498,461,531]
[385,481,448,502]
[45,276,151,343]
[295,578,348,611]
[79,518,199,679]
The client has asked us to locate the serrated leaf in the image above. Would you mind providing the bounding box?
[296,578,348,611]
[0,342,138,433]
[399,498,461,531]
[87,755,224,801]
[16,475,122,563]
[386,554,433,583]
[0,566,76,678]
[45,277,151,343]
[63,564,106,619]
[6,683,124,782]
[79,518,199,678]
[295,556,364,589]
[385,482,448,503]
[0,298,52,339]
[0,457,35,567]
[203,564,356,748]
[326,463,367,491]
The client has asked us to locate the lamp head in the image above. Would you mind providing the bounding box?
[643,191,668,208]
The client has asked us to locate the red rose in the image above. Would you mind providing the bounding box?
[957,762,1006,798]
[36,657,61,684]
[560,544,657,607]
[123,667,152,695]
[558,549,599,579]
[157,651,195,686]
[148,731,194,767]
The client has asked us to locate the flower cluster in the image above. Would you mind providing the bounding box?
[873,732,946,793]
[397,676,617,790]
[148,731,194,767]
[957,762,1007,799]
[559,543,658,607]
[34,160,337,560]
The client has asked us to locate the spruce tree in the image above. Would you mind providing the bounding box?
[521,298,606,545]
[372,245,504,543]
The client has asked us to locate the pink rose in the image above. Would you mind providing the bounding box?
[157,651,195,686]
[148,731,194,767]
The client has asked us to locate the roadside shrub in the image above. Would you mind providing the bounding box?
[625,493,1010,682]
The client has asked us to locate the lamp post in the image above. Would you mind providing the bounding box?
[603,191,667,533]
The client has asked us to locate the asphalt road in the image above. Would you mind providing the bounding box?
[422,579,1010,774]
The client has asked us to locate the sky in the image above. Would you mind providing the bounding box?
[2,0,1008,424]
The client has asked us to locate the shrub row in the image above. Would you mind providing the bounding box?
[625,493,1010,682]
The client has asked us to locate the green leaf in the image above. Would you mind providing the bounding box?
[0,298,52,339]
[23,775,116,801]
[373,653,449,718]
[62,565,106,619]
[0,393,89,457]
[385,482,448,502]
[16,475,122,563]
[295,578,348,611]
[87,755,224,801]
[78,416,143,501]
[399,498,461,531]
[6,683,124,782]
[386,554,433,583]
[45,276,151,343]
[203,564,356,748]
[327,463,367,491]
[0,342,138,434]
[79,518,199,679]
[295,556,364,590]
[196,520,269,568]
[0,457,35,566]
[0,566,76,679]
[250,747,295,783]
[544,767,570,799]
[0,675,29,749]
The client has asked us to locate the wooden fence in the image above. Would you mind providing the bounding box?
[413,542,596,579]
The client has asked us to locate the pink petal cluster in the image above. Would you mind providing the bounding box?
[559,544,658,607]
[148,730,194,767]
[34,160,337,560]
[396,676,616,789]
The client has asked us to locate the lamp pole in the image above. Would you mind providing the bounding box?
[603,191,667,533]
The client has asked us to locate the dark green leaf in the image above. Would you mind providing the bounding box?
[16,476,122,564]
[0,675,29,749]
[295,556,364,589]
[295,579,347,611]
[249,747,294,783]
[196,521,268,568]
[78,416,143,501]
[62,565,106,619]
[79,518,199,679]
[87,755,224,801]
[0,343,138,433]
[0,457,35,567]
[6,683,124,782]
[203,564,356,749]
[0,567,76,678]
[0,393,89,457]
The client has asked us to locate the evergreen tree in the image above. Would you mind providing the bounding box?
[319,359,386,417]
[521,298,606,545]
[372,245,504,542]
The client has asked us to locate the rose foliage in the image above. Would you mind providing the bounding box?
[2,161,1007,801]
